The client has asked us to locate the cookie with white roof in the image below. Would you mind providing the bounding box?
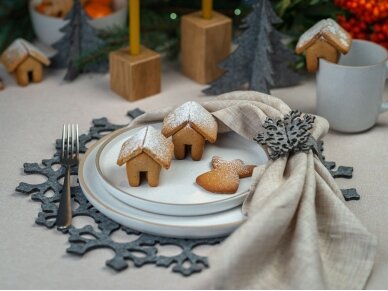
[295,18,352,73]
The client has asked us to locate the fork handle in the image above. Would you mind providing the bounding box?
[57,166,72,230]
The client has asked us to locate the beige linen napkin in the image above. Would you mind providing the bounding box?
[130,91,377,289]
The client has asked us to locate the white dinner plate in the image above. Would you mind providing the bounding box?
[96,124,267,216]
[79,138,246,238]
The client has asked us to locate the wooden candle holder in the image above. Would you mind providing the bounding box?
[181,11,232,84]
[109,46,161,101]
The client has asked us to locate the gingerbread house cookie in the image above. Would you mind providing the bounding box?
[295,18,352,73]
[162,101,217,161]
[0,39,51,86]
[117,126,174,187]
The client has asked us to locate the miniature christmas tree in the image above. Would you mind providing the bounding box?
[52,0,106,81]
[270,29,301,88]
[203,0,300,95]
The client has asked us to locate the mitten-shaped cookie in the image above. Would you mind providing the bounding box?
[196,156,256,194]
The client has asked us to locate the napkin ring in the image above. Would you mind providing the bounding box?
[254,110,323,162]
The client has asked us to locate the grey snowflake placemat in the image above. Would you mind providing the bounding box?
[16,116,224,276]
[15,111,359,276]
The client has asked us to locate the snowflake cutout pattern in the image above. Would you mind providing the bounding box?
[254,110,360,201]
[254,110,316,160]
[15,117,224,276]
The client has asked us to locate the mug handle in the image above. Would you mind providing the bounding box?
[379,61,388,113]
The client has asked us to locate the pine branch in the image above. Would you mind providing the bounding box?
[74,37,126,70]
[0,0,35,53]
[74,22,179,71]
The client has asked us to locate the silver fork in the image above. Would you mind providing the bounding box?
[56,124,79,230]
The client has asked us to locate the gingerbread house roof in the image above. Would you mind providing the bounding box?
[162,101,218,143]
[0,39,51,72]
[117,126,174,169]
[295,18,352,54]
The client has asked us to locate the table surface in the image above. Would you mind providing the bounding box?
[0,65,387,289]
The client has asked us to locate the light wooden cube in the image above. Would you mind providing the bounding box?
[181,11,232,84]
[109,46,161,101]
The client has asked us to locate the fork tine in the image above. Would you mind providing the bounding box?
[57,123,79,230]
[61,124,66,160]
[76,124,79,160]
[67,124,70,159]
[71,124,75,158]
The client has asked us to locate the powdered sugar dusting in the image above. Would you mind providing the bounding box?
[189,102,218,142]
[325,20,351,47]
[0,38,50,72]
[296,18,351,52]
[162,101,217,142]
[117,126,173,168]
[212,156,255,177]
[162,102,191,136]
[143,126,174,169]
[196,168,240,194]
[117,127,147,166]
[0,39,28,72]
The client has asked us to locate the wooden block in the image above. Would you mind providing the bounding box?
[181,11,231,84]
[109,46,161,101]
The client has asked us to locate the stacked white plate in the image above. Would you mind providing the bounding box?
[79,124,267,238]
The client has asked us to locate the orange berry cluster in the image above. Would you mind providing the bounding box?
[335,0,388,48]
[84,0,113,19]
[36,0,112,20]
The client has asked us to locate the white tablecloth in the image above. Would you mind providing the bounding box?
[0,66,387,289]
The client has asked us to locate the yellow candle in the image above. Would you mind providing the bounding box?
[202,0,213,19]
[129,0,140,55]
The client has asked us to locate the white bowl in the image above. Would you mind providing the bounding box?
[29,0,127,46]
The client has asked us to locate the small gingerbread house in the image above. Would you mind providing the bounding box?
[162,101,218,161]
[0,39,51,86]
[295,18,352,73]
[117,126,174,187]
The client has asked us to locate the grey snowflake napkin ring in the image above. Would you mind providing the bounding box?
[254,110,323,161]
[253,109,360,201]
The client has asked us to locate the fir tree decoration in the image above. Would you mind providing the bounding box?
[52,0,106,81]
[203,0,300,95]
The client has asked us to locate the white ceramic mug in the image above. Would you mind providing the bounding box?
[316,39,388,133]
